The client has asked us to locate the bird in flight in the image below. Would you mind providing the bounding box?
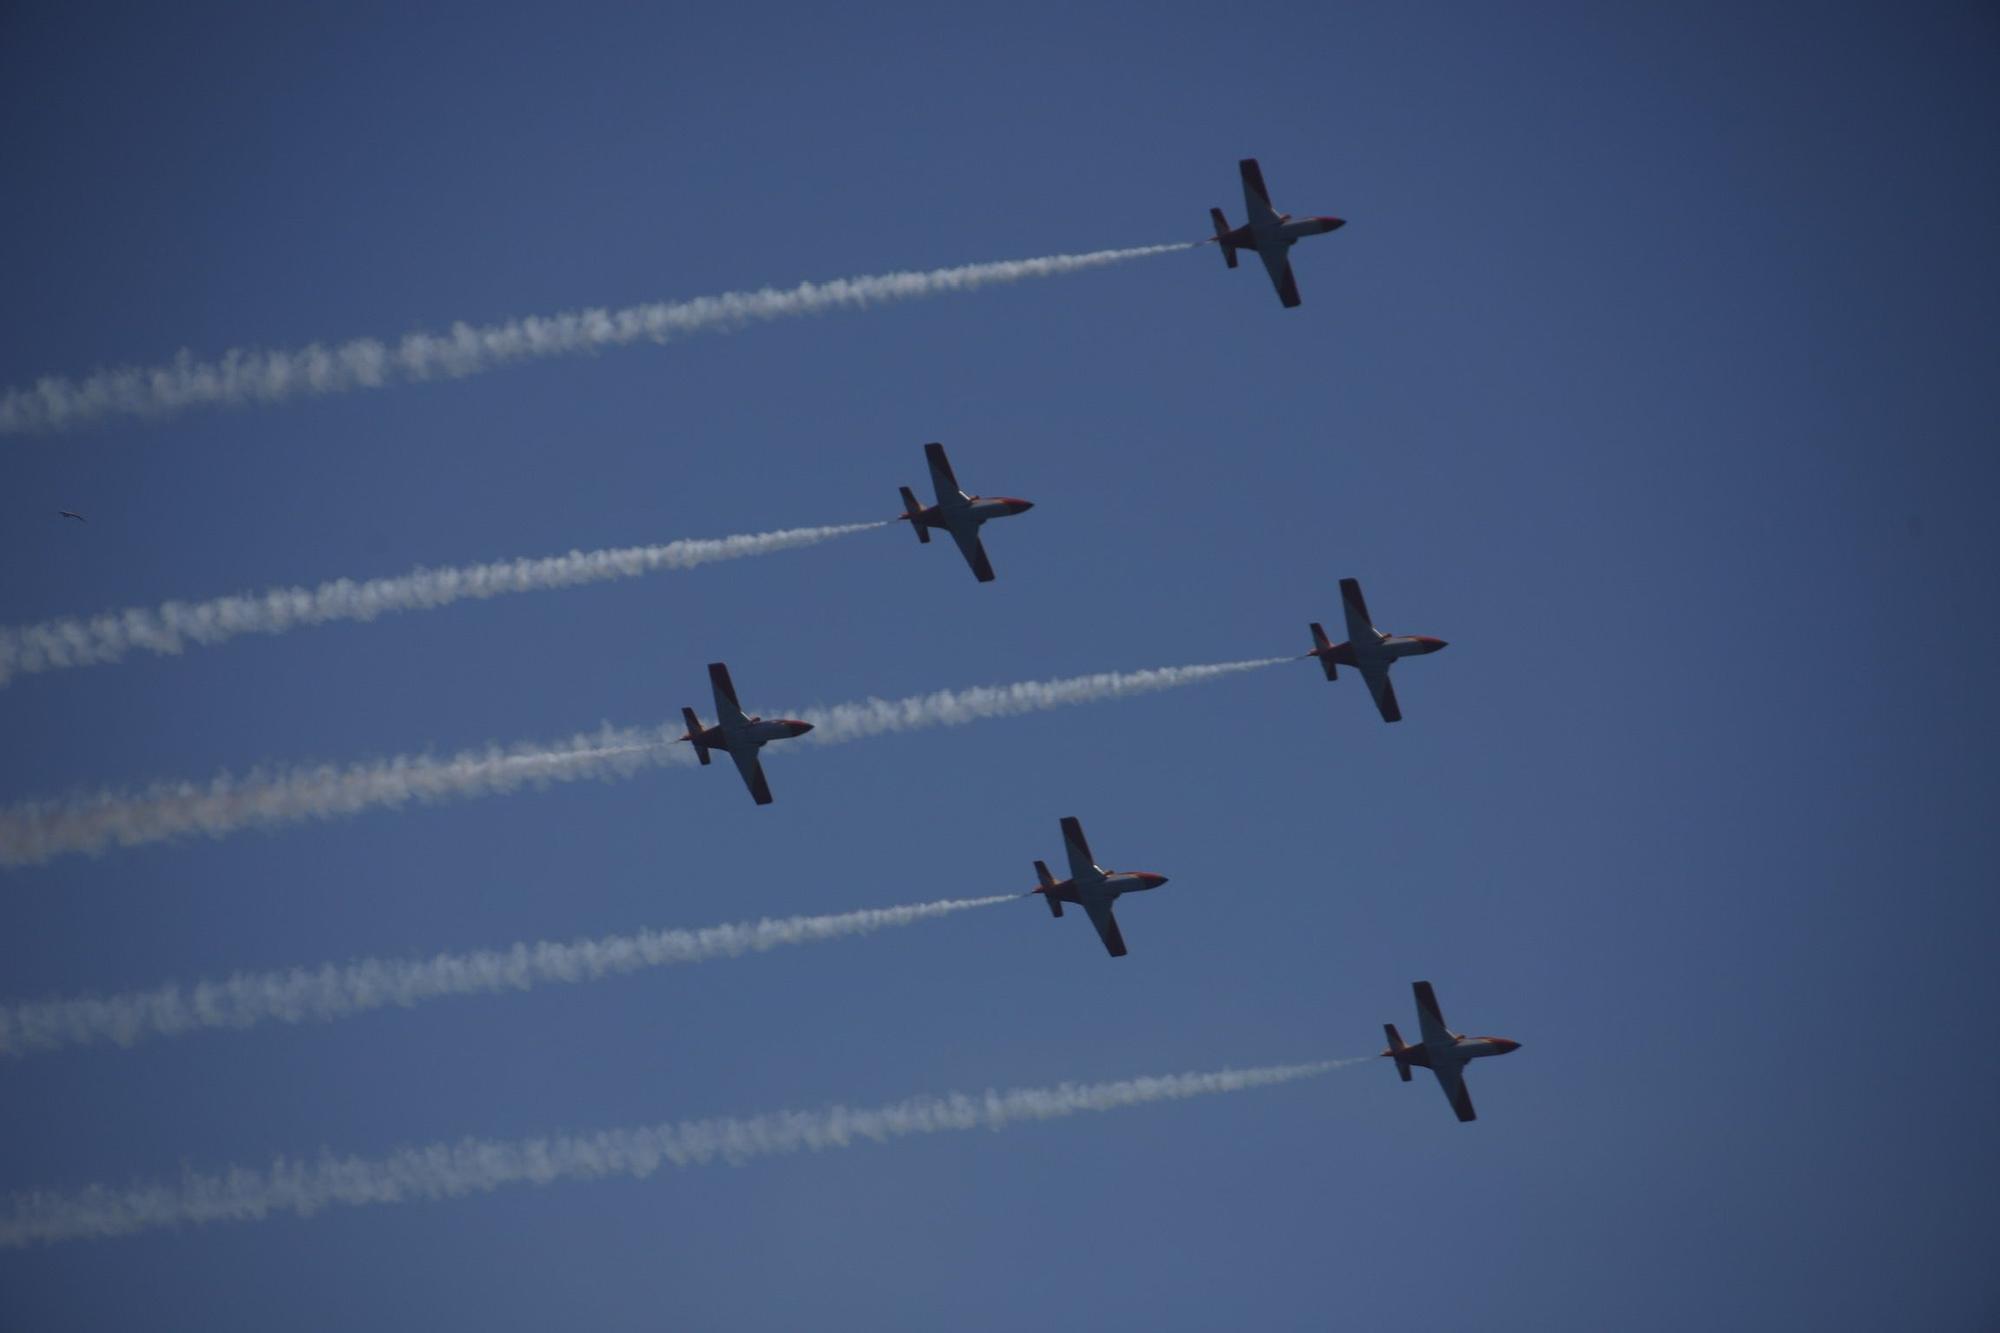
[58,510,86,523]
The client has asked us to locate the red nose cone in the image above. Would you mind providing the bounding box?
[1143,873,1169,888]
[1322,216,1347,230]
[790,721,815,736]
[1009,498,1035,513]
[1497,1039,1521,1053]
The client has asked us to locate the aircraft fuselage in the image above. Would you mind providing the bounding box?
[1219,213,1345,257]
[1033,869,1167,908]
[908,495,1033,535]
[1312,633,1448,670]
[1393,1035,1521,1071]
[688,715,813,755]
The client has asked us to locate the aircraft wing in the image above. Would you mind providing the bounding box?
[1338,578,1377,645]
[1080,896,1129,958]
[1239,158,1282,229]
[728,746,775,806]
[708,663,750,728]
[1413,981,1453,1046]
[1257,246,1302,309]
[925,442,968,509]
[1359,662,1402,723]
[1432,1063,1478,1123]
[948,526,997,583]
[1060,816,1103,884]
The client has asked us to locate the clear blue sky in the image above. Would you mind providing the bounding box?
[2,1,1996,1328]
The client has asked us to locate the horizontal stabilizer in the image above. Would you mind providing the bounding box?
[898,486,931,542]
[1310,622,1337,680]
[1209,208,1238,267]
[680,707,710,765]
[1035,859,1062,915]
[1384,1023,1412,1081]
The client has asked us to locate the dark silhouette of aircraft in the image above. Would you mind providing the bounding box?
[1208,158,1345,308]
[678,663,813,806]
[1306,578,1448,723]
[58,511,85,523]
[896,442,1033,583]
[1383,981,1522,1123]
[1030,816,1168,957]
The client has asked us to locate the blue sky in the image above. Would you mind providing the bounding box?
[2,1,1996,1328]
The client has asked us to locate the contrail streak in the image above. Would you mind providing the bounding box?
[0,1056,1369,1246]
[0,522,884,687]
[0,657,1283,868]
[0,895,1014,1057]
[0,245,1192,435]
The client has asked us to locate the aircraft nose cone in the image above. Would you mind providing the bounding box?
[1012,499,1035,514]
[792,721,815,736]
[1325,216,1347,231]
[1145,873,1169,888]
[1427,637,1449,653]
[1499,1039,1521,1053]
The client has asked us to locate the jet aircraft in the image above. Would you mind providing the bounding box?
[1030,816,1168,957]
[678,662,814,806]
[58,510,85,523]
[1306,578,1448,723]
[1207,158,1345,308]
[896,442,1033,582]
[1383,981,1521,1123]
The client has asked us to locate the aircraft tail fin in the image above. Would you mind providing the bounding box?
[680,707,711,765]
[1034,859,1062,916]
[1209,208,1239,267]
[1310,622,1337,680]
[1383,1023,1413,1081]
[898,486,931,542]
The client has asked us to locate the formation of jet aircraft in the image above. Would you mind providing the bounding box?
[1030,816,1168,957]
[1382,982,1521,1122]
[1306,578,1448,723]
[896,442,1034,582]
[679,662,814,806]
[1208,158,1345,309]
[661,158,1516,1124]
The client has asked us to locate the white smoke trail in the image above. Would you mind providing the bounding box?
[0,1056,1369,1246]
[0,657,1283,868]
[0,522,884,688]
[794,658,1288,746]
[0,895,1014,1057]
[0,724,687,870]
[0,245,1192,435]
